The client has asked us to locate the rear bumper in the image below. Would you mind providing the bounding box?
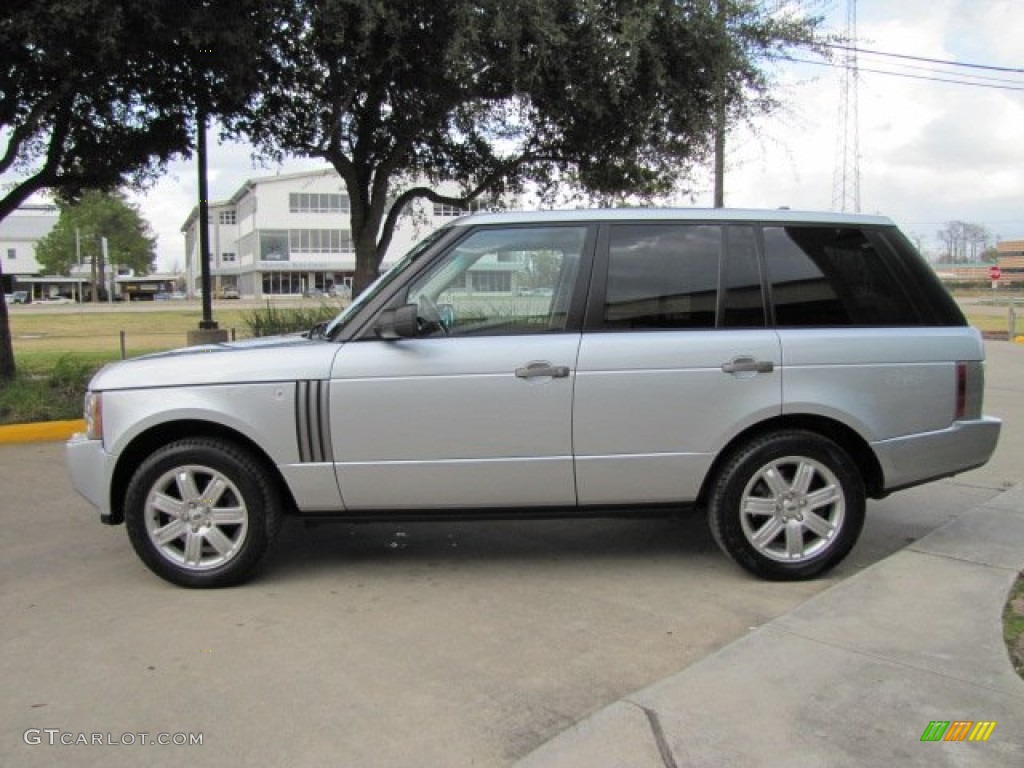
[872,417,1002,493]
[66,433,116,523]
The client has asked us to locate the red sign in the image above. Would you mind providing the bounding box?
[989,265,1001,280]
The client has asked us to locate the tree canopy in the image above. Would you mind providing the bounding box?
[35,190,157,280]
[0,0,276,378]
[0,0,277,220]
[228,0,820,294]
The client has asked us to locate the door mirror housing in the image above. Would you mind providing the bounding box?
[374,303,421,339]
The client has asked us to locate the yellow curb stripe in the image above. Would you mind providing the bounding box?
[0,420,86,444]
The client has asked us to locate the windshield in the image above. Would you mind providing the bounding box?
[324,226,452,338]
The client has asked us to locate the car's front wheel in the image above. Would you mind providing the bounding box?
[707,430,865,580]
[124,438,282,588]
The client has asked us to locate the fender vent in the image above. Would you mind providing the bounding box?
[295,380,333,463]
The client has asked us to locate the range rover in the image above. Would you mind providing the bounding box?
[67,209,1001,587]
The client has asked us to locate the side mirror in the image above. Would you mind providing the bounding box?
[374,303,421,339]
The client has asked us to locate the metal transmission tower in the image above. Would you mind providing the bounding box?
[832,0,861,212]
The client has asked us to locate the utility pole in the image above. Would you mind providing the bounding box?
[102,237,112,304]
[713,0,727,208]
[832,0,861,212]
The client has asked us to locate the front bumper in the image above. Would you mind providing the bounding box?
[66,433,116,523]
[872,416,1002,493]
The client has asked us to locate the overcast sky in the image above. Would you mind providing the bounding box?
[129,0,1024,271]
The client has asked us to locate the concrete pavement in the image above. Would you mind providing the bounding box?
[516,490,1024,767]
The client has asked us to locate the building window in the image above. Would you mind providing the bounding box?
[260,231,290,262]
[288,229,353,253]
[221,252,236,263]
[238,195,256,219]
[6,248,15,260]
[218,210,237,225]
[262,271,304,295]
[289,193,350,214]
[432,200,489,217]
[471,271,512,292]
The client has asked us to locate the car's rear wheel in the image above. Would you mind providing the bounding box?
[707,430,865,580]
[124,438,282,588]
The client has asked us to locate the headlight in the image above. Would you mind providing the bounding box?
[84,391,103,441]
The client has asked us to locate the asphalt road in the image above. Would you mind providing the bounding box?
[1,341,1020,767]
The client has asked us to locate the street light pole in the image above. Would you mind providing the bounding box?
[196,105,217,331]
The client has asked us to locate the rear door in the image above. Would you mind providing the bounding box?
[573,223,782,506]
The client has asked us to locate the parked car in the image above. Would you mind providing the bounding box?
[218,287,240,299]
[5,290,30,304]
[67,209,1001,587]
[304,287,337,299]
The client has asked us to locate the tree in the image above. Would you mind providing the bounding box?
[937,220,991,263]
[0,0,278,379]
[35,191,157,299]
[228,0,820,296]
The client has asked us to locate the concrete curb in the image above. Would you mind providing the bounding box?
[0,419,84,444]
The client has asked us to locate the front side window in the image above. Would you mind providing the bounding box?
[602,224,720,329]
[764,226,921,327]
[405,226,587,336]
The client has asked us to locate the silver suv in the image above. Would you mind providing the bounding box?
[67,209,1000,587]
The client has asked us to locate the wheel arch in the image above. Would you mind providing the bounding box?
[697,414,884,508]
[107,420,297,525]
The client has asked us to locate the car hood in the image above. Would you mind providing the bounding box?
[90,335,342,391]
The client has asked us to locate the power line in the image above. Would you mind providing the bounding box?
[822,43,1024,74]
[857,58,1024,87]
[781,56,1024,92]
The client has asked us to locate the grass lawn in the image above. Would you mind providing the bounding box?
[8,307,253,360]
[1004,573,1024,680]
[1,302,344,424]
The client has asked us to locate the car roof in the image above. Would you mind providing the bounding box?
[452,207,894,227]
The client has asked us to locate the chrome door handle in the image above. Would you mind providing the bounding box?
[515,362,571,379]
[721,357,774,374]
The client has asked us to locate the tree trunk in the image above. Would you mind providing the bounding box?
[350,205,386,298]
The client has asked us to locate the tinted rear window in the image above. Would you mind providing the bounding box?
[764,226,923,327]
[603,224,720,329]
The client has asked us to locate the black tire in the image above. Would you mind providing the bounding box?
[124,438,283,588]
[707,430,865,580]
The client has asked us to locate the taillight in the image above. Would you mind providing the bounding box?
[954,361,984,421]
[955,362,967,420]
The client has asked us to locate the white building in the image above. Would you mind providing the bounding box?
[0,203,57,281]
[181,168,498,298]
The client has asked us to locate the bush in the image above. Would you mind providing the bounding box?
[242,301,343,337]
[49,354,98,400]
[0,354,104,424]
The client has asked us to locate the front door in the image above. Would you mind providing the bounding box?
[330,224,591,511]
